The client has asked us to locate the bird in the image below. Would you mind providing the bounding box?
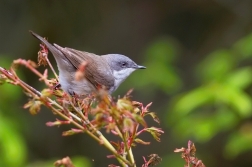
[30,31,146,96]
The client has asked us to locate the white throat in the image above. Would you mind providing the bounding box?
[113,68,136,89]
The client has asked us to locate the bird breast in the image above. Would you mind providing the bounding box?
[59,71,96,95]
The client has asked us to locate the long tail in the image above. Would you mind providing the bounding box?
[29,30,62,59]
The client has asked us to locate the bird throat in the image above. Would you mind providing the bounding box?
[112,68,136,91]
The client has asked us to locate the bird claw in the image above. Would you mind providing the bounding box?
[54,83,61,90]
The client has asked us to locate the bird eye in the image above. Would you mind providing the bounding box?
[121,62,127,67]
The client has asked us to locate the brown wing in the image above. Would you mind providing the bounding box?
[54,44,115,90]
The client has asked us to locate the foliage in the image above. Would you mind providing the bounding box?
[26,156,91,167]
[174,140,205,167]
[1,29,252,167]
[0,57,27,167]
[0,44,163,166]
[123,33,252,166]
[167,32,252,158]
[0,113,27,167]
[124,37,183,96]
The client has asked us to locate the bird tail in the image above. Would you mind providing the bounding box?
[29,30,62,59]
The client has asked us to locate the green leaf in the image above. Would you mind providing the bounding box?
[225,67,252,89]
[62,129,84,136]
[133,113,147,127]
[172,108,238,142]
[117,99,133,110]
[145,37,179,63]
[120,37,183,95]
[220,84,252,118]
[0,74,7,85]
[26,156,91,167]
[145,127,164,142]
[0,113,27,167]
[23,100,42,115]
[224,123,252,158]
[196,49,236,81]
[234,33,252,58]
[172,87,213,117]
[147,112,160,124]
[123,118,134,133]
[41,88,53,98]
[134,138,150,145]
[70,156,92,167]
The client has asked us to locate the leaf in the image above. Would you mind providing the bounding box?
[46,120,70,127]
[123,118,134,133]
[145,38,179,63]
[54,156,74,167]
[62,129,84,136]
[134,138,150,145]
[172,87,213,117]
[224,123,252,158]
[53,89,64,97]
[220,85,252,118]
[172,108,238,142]
[225,67,252,89]
[132,113,147,127]
[145,127,164,142]
[0,114,27,167]
[142,102,152,114]
[147,112,160,124]
[117,99,133,110]
[123,37,183,95]
[0,74,7,85]
[196,49,236,81]
[23,99,42,115]
[41,88,53,98]
[234,33,252,58]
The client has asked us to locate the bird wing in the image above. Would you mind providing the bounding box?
[53,44,115,90]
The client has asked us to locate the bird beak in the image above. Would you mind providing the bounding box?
[136,65,146,69]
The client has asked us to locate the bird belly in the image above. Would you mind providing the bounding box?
[59,72,96,96]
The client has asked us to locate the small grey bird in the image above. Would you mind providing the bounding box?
[30,31,146,96]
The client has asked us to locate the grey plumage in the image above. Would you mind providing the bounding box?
[30,31,145,96]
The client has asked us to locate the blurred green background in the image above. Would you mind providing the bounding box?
[1,1,252,167]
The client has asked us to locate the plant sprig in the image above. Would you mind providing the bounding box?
[0,43,163,167]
